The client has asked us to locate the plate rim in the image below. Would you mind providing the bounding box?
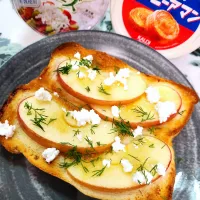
[0,30,195,91]
[0,29,199,200]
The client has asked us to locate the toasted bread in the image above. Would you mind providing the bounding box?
[0,42,198,200]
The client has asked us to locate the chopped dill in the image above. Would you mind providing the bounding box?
[90,124,98,135]
[92,165,107,177]
[132,106,155,122]
[57,63,72,74]
[24,102,56,132]
[85,86,90,92]
[98,83,110,95]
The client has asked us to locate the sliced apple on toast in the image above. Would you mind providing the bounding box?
[91,85,182,128]
[0,42,199,200]
[18,96,117,154]
[66,136,171,191]
[57,59,147,105]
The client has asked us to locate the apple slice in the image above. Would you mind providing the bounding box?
[57,60,146,105]
[91,85,182,128]
[18,96,117,153]
[66,136,171,191]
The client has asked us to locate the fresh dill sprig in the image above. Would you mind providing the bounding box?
[92,165,107,177]
[132,106,155,122]
[64,99,81,110]
[90,124,98,135]
[110,119,133,136]
[24,102,56,132]
[147,126,158,135]
[141,170,150,185]
[90,157,100,167]
[178,110,186,116]
[76,71,80,77]
[150,164,158,176]
[133,137,146,146]
[73,129,81,136]
[161,144,166,149]
[98,83,110,95]
[149,144,155,148]
[59,146,89,172]
[47,118,56,125]
[81,162,89,173]
[128,154,140,162]
[59,146,81,168]
[85,86,90,92]
[60,142,74,146]
[137,157,150,171]
[93,66,101,74]
[79,58,92,68]
[66,111,70,117]
[96,141,101,146]
[96,141,105,146]
[82,157,100,167]
[84,136,94,149]
[57,63,72,74]
[114,66,120,74]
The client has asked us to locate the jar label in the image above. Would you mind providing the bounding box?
[122,0,200,50]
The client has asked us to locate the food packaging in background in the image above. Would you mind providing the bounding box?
[111,0,200,59]
[13,0,109,36]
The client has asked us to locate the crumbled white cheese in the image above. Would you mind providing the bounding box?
[62,107,67,113]
[117,68,130,78]
[53,92,59,97]
[87,69,97,80]
[89,110,101,125]
[70,109,101,126]
[133,126,143,138]
[102,159,111,168]
[112,136,126,152]
[78,72,86,79]
[156,163,166,176]
[121,159,133,172]
[117,77,128,90]
[84,55,93,61]
[136,71,141,75]
[104,72,116,86]
[111,106,120,118]
[0,120,16,139]
[70,60,79,71]
[133,170,153,184]
[87,136,93,141]
[145,86,160,103]
[74,52,81,60]
[72,65,79,71]
[42,148,60,163]
[76,134,82,141]
[155,101,177,123]
[104,68,130,90]
[133,144,139,149]
[35,87,52,101]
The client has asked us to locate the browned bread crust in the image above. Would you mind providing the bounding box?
[0,42,199,200]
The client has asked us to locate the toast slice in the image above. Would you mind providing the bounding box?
[0,42,199,200]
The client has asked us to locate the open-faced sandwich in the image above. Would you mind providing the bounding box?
[0,43,198,200]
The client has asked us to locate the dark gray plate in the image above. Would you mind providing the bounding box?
[0,31,199,200]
